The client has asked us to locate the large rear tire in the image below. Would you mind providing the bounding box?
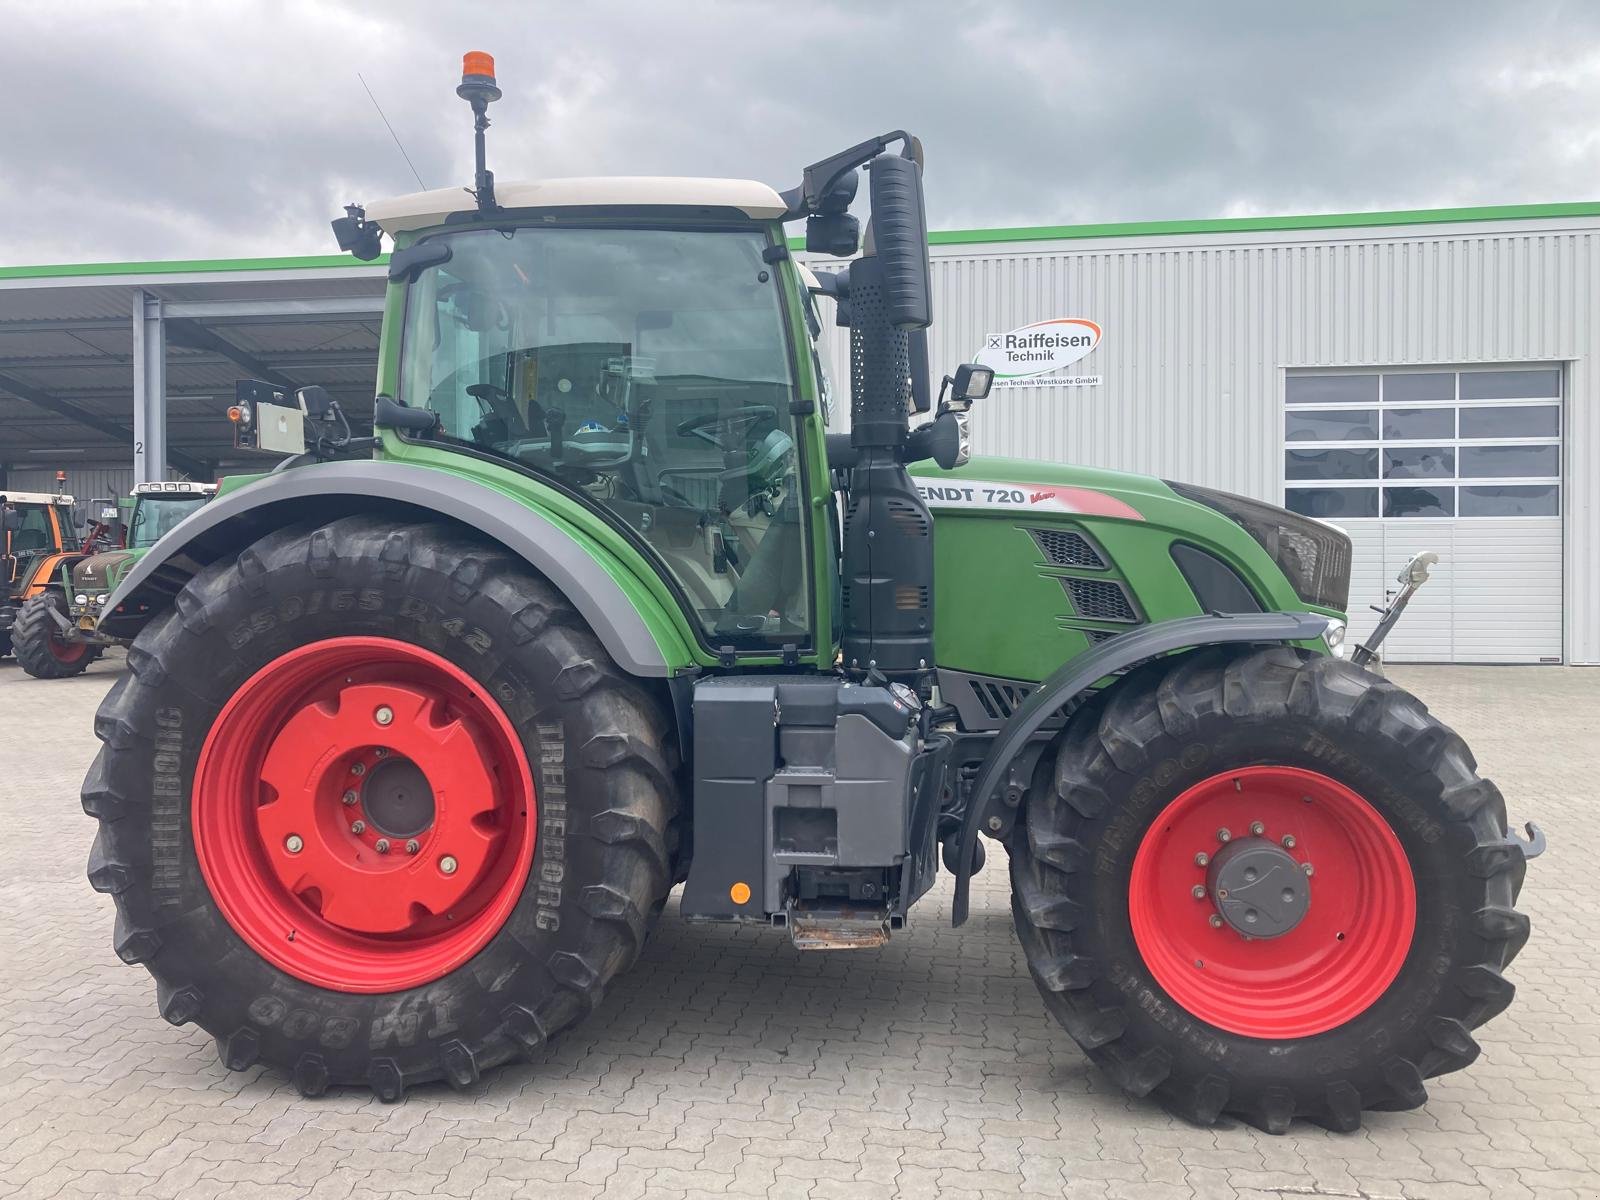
[13,591,94,678]
[84,516,680,1100]
[1010,646,1528,1132]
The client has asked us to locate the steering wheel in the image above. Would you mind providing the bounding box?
[675,404,778,449]
[466,382,532,440]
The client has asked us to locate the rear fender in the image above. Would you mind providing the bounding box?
[949,611,1332,925]
[99,460,696,678]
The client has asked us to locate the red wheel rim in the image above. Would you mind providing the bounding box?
[194,637,536,993]
[48,632,88,664]
[1128,766,1415,1039]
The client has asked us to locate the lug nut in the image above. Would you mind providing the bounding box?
[1303,862,1315,877]
[350,762,366,777]
[440,855,458,875]
[1194,851,1209,867]
[405,839,420,856]
[1281,834,1297,849]
[1191,884,1207,900]
[1217,828,1232,843]
[351,820,366,835]
[375,839,390,854]
[285,834,304,854]
[1209,914,1224,929]
[1250,821,1265,836]
[375,706,394,726]
[341,789,358,806]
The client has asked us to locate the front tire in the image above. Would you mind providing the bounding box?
[1010,646,1528,1132]
[84,516,680,1099]
[13,591,94,678]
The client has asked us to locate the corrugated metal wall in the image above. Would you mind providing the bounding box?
[3,464,138,501]
[809,217,1600,664]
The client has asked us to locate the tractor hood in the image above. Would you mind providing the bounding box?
[911,456,1349,683]
[72,549,140,594]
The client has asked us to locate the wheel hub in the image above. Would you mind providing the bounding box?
[1206,836,1309,938]
[361,755,436,838]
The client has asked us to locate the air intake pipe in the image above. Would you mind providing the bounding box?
[838,151,936,681]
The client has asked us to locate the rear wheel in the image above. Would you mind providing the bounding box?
[1010,646,1529,1132]
[12,591,94,678]
[84,516,680,1099]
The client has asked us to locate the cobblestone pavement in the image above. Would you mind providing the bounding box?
[2,652,1596,1199]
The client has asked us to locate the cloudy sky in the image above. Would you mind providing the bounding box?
[4,1,1600,266]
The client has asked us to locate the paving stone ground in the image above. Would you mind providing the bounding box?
[2,651,1596,1199]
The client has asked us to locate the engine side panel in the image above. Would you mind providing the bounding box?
[914,458,1324,683]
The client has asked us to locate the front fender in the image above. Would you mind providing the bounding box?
[949,611,1331,926]
[99,460,695,678]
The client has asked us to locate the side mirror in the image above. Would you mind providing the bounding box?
[0,506,18,534]
[909,328,931,413]
[866,153,931,329]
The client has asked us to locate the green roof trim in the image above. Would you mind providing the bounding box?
[0,252,389,282]
[789,200,1600,251]
[5,200,1600,279]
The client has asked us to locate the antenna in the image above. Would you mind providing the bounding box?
[357,72,428,191]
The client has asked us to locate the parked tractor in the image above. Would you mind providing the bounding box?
[84,54,1541,1131]
[2,485,86,663]
[11,481,217,678]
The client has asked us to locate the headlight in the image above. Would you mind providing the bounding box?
[74,593,89,605]
[1166,481,1352,610]
[96,593,110,604]
[1323,618,1347,658]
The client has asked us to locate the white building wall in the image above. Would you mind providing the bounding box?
[809,216,1600,664]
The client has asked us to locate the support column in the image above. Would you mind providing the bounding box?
[131,290,166,483]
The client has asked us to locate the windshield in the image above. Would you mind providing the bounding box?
[129,496,206,548]
[402,225,811,649]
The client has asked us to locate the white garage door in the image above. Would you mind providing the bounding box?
[1283,367,1563,664]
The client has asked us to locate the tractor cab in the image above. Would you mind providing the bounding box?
[378,201,815,647]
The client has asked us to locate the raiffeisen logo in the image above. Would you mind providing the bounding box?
[976,317,1103,387]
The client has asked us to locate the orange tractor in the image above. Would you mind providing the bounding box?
[1,485,120,671]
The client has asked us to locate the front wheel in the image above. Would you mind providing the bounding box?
[1010,646,1529,1132]
[84,516,680,1099]
[12,591,95,678]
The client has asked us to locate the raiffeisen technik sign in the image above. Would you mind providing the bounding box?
[976,317,1103,388]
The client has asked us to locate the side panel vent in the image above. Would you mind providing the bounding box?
[1029,527,1107,570]
[1061,577,1139,623]
[969,677,1033,721]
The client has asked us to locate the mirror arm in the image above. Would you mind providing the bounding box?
[783,130,916,219]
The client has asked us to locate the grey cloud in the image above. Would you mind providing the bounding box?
[3,0,1600,265]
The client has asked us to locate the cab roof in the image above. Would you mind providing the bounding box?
[132,481,218,497]
[0,491,74,506]
[365,177,789,235]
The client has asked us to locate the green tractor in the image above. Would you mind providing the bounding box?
[12,481,217,678]
[85,54,1541,1129]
